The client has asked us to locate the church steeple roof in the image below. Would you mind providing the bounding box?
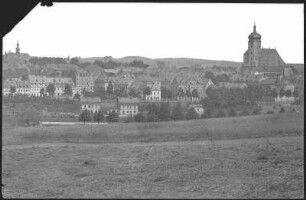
[248,23,261,39]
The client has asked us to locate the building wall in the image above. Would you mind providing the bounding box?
[76,72,94,92]
[119,104,139,116]
[145,90,161,101]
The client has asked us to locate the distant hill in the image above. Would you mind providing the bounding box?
[287,63,304,73]
[80,56,242,69]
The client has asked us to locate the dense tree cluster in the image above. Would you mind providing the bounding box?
[161,87,173,100]
[29,57,67,66]
[204,71,230,84]
[134,102,199,123]
[78,109,119,123]
[18,109,40,126]
[93,60,121,69]
[126,60,149,69]
[203,84,265,109]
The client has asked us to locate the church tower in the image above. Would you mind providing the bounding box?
[16,40,20,54]
[243,23,261,67]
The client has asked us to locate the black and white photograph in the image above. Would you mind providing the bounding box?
[1,1,304,198]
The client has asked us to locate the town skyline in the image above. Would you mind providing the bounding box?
[3,3,304,63]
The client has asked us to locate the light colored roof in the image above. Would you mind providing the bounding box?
[17,80,30,88]
[28,75,75,86]
[259,78,277,85]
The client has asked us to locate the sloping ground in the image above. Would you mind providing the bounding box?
[3,112,304,146]
[2,136,304,198]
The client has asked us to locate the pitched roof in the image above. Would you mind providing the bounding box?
[258,49,286,67]
[16,80,30,88]
[80,96,101,103]
[118,97,141,104]
[100,101,118,110]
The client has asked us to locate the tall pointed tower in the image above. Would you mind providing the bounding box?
[243,23,261,67]
[16,40,20,54]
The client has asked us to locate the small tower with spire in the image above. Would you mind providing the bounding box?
[16,40,20,54]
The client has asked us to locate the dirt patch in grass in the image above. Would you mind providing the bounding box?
[2,136,304,198]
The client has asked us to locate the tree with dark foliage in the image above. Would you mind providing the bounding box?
[186,107,199,120]
[171,102,185,121]
[93,110,105,123]
[46,83,56,97]
[78,110,92,124]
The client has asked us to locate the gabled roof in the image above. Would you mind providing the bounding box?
[16,80,30,88]
[118,97,141,104]
[100,101,118,110]
[80,96,101,103]
[258,49,286,67]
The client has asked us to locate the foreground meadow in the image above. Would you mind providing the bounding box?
[2,113,304,198]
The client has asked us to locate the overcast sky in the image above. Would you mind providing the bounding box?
[3,3,304,63]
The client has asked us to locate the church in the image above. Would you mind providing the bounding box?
[241,24,285,81]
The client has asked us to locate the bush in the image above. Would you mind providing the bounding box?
[267,110,274,114]
[228,108,237,117]
[124,115,134,123]
[253,107,261,115]
[134,112,147,122]
[201,108,212,119]
[171,103,185,121]
[185,108,199,120]
[279,107,285,113]
[107,110,119,122]
[18,110,40,127]
[215,109,226,118]
[240,109,249,116]
[78,110,92,124]
[93,110,105,123]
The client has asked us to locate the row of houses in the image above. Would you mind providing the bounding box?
[80,96,141,117]
[3,69,94,97]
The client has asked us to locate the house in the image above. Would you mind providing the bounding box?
[282,81,295,93]
[16,80,31,96]
[2,82,11,96]
[28,75,75,97]
[172,72,213,100]
[80,97,119,114]
[118,97,141,117]
[275,96,295,105]
[188,104,204,116]
[99,100,119,115]
[80,96,102,113]
[94,73,108,90]
[4,76,21,87]
[145,80,161,101]
[75,69,94,94]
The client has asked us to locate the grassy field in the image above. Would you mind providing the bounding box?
[2,112,304,198]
